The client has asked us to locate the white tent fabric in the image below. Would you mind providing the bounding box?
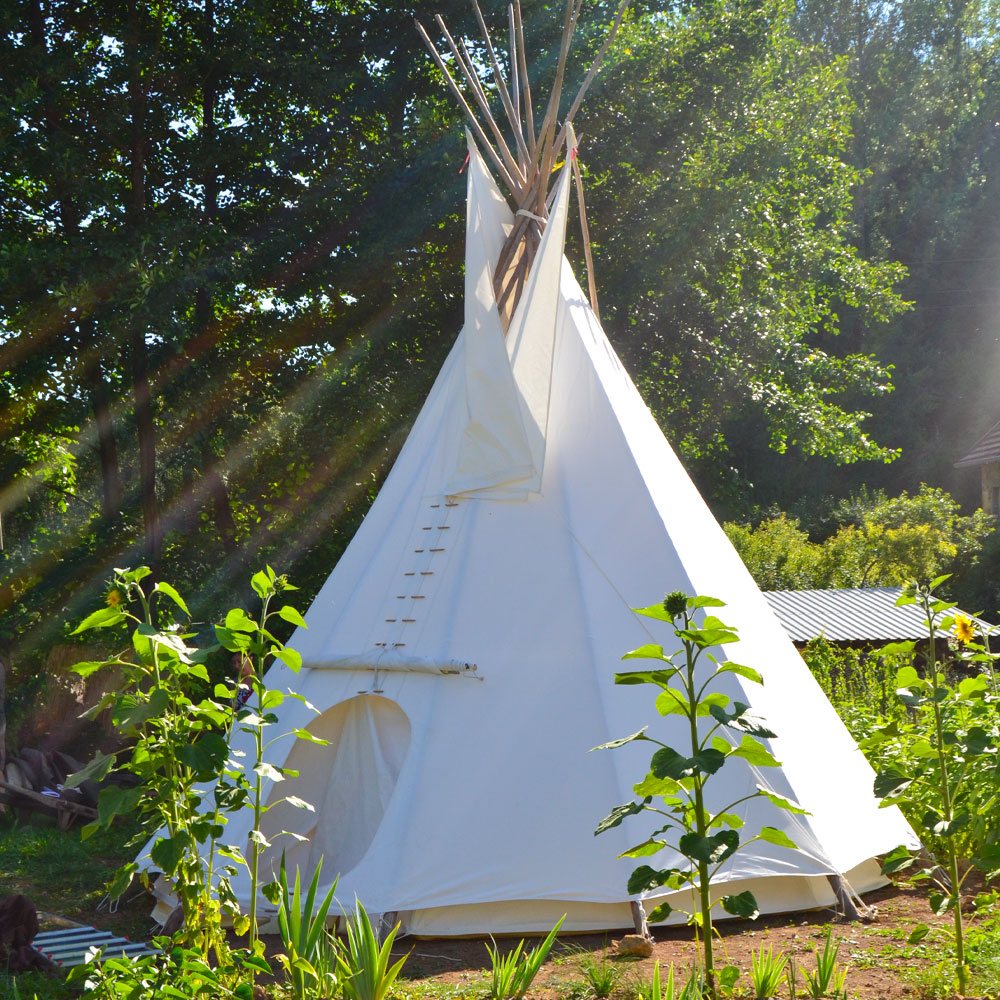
[214,140,918,934]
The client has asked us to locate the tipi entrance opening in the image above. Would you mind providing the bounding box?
[258,693,411,882]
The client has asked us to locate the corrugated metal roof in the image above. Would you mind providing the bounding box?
[762,587,983,643]
[955,417,1000,468]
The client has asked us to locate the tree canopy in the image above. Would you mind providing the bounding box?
[2,0,998,667]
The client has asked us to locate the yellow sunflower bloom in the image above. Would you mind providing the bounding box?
[954,614,974,645]
[105,588,123,608]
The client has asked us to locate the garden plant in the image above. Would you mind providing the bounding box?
[594,592,803,1000]
[860,578,1000,996]
[485,918,565,1000]
[63,566,325,995]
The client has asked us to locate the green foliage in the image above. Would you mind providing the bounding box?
[802,638,910,728]
[595,593,801,1000]
[485,918,565,1000]
[725,485,994,591]
[0,0,470,686]
[68,565,316,978]
[574,949,621,999]
[634,962,703,1000]
[867,581,1000,995]
[907,901,1000,1000]
[800,927,848,999]
[68,566,237,959]
[337,901,409,1000]
[67,943,269,1000]
[583,0,907,486]
[270,855,340,1000]
[749,944,787,1000]
[792,0,1000,506]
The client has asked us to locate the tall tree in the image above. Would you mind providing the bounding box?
[580,0,908,507]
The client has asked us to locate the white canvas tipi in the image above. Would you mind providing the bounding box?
[213,137,917,935]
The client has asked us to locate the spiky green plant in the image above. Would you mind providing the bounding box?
[485,917,565,1000]
[273,855,339,1000]
[337,900,409,1000]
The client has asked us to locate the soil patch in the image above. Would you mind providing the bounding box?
[379,883,960,1000]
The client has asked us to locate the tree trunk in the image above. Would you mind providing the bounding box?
[84,320,122,520]
[192,0,239,558]
[126,1,161,568]
[0,648,7,772]
[200,445,238,555]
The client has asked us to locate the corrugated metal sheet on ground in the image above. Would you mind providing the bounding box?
[33,926,158,968]
[762,586,985,643]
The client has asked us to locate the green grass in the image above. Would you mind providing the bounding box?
[2,969,72,1000]
[905,914,1000,999]
[0,813,151,999]
[392,973,489,1000]
[0,815,148,936]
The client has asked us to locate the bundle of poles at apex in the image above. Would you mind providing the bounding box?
[416,0,630,326]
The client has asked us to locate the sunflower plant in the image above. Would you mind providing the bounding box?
[65,565,318,974]
[594,592,802,1000]
[860,577,1000,996]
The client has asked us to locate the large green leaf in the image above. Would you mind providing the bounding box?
[652,746,726,780]
[615,667,680,686]
[97,785,144,827]
[595,799,649,835]
[716,661,763,685]
[634,773,683,797]
[278,605,308,628]
[756,786,809,815]
[728,734,780,767]
[655,688,691,716]
[678,626,739,648]
[721,891,759,919]
[757,826,797,850]
[591,727,650,751]
[273,646,302,672]
[689,596,726,609]
[119,686,171,731]
[619,839,669,859]
[154,581,190,616]
[874,768,912,799]
[678,830,739,865]
[708,701,776,738]
[150,836,185,876]
[225,608,258,633]
[71,607,126,635]
[621,644,666,661]
[627,865,674,894]
[255,761,285,782]
[880,845,915,876]
[108,862,139,900]
[634,603,676,622]
[63,751,115,790]
[178,733,229,776]
[69,659,114,678]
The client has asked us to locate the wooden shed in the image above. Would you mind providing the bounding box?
[955,416,1000,516]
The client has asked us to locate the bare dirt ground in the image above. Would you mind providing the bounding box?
[379,882,964,1000]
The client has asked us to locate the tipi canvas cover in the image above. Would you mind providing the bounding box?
[220,140,917,935]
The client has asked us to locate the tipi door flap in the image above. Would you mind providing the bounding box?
[259,694,410,883]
